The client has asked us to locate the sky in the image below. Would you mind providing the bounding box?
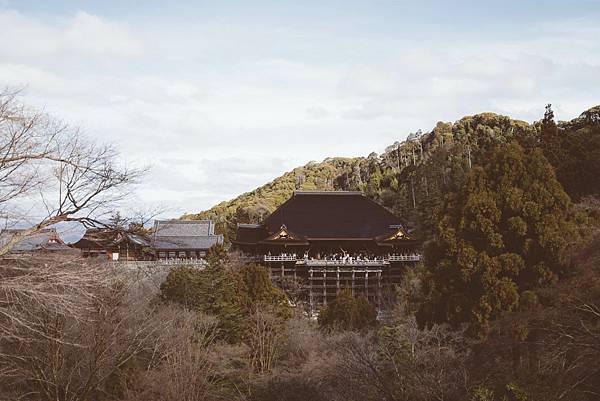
[1,0,599,218]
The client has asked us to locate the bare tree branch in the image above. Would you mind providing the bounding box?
[0,88,146,256]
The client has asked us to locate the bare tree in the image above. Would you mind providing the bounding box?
[0,88,145,256]
[125,308,229,401]
[0,256,163,401]
[246,306,285,375]
[325,319,468,401]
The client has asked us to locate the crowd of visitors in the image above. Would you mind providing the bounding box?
[265,251,420,262]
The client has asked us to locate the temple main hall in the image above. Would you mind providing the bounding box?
[232,191,421,315]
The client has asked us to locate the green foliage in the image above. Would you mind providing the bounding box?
[318,289,377,331]
[469,384,530,401]
[471,386,496,401]
[160,264,243,341]
[205,242,228,266]
[418,141,577,336]
[467,231,600,401]
[159,265,207,308]
[160,261,290,342]
[540,105,600,201]
[236,264,292,319]
[184,157,364,242]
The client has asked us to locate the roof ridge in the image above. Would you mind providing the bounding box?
[155,219,214,224]
[154,234,223,238]
[293,191,363,196]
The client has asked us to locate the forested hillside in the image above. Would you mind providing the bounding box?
[187,106,600,243]
[4,97,600,401]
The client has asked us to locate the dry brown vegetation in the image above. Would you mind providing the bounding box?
[1,228,599,401]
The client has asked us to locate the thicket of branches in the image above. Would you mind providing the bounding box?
[0,88,144,256]
[2,237,598,401]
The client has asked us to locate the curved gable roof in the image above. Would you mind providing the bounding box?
[263,191,402,239]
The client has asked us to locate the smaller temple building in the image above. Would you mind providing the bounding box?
[232,191,421,315]
[72,220,223,262]
[0,228,75,256]
[152,220,223,260]
[72,229,152,261]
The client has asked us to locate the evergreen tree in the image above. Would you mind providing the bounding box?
[539,104,563,169]
[160,264,243,341]
[160,255,290,342]
[540,105,600,201]
[236,263,292,320]
[418,141,576,336]
[318,289,377,331]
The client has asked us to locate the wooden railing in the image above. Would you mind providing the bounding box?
[388,254,421,262]
[111,259,207,268]
[305,260,387,266]
[264,255,298,262]
[262,254,421,264]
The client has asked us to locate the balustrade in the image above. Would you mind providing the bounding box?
[261,253,421,264]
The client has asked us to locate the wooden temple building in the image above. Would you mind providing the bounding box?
[72,220,223,262]
[0,228,76,256]
[232,191,421,315]
[152,220,224,260]
[72,228,152,261]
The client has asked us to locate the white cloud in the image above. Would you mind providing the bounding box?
[0,10,141,62]
[336,16,600,123]
[63,11,142,57]
[0,7,598,217]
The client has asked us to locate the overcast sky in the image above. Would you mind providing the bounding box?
[1,0,599,218]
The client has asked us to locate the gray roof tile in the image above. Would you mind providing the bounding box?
[0,229,74,253]
[153,220,215,237]
[152,235,223,250]
[152,220,222,250]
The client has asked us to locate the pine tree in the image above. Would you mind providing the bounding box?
[418,141,576,336]
[539,104,564,168]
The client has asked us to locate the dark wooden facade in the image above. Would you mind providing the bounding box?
[72,229,152,261]
[231,191,421,316]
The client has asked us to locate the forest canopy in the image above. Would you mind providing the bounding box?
[187,105,600,244]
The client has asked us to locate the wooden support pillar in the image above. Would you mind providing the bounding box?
[351,268,355,296]
[377,271,382,311]
[365,271,369,300]
[309,269,314,317]
[323,269,327,305]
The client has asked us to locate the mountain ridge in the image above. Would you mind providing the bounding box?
[186,106,600,242]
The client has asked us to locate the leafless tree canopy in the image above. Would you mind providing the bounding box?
[0,257,157,400]
[0,88,145,255]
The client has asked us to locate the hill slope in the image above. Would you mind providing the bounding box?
[187,106,600,242]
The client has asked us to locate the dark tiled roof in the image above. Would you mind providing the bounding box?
[234,224,268,244]
[154,220,215,237]
[241,191,403,241]
[72,229,151,249]
[0,228,74,253]
[126,233,152,246]
[152,220,223,250]
[153,236,222,250]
